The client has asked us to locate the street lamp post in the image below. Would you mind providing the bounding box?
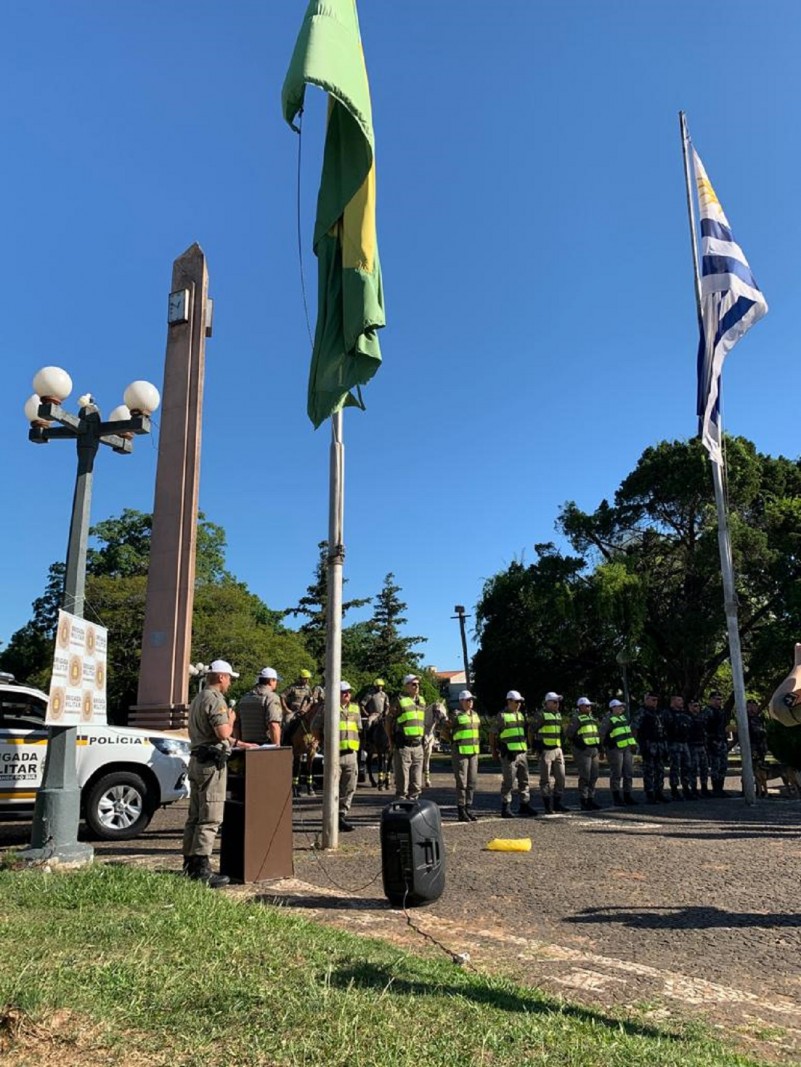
[19,366,159,865]
[615,646,639,710]
[452,605,472,688]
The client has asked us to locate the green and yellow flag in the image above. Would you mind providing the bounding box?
[282,0,385,429]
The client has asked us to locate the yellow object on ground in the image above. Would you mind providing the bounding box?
[484,838,532,852]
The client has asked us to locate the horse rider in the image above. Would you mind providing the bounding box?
[281,668,315,741]
[338,681,362,832]
[359,678,389,782]
[235,667,282,745]
[388,674,426,800]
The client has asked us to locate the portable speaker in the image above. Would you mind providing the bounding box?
[380,798,445,907]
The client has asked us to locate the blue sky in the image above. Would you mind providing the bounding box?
[2,1,799,678]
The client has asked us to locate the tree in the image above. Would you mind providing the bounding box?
[283,541,369,671]
[474,437,801,706]
[362,573,427,675]
[0,509,307,721]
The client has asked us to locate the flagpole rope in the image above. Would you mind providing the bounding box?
[295,108,315,351]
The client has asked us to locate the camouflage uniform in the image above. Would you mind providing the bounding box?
[665,705,693,798]
[282,681,314,719]
[687,707,709,796]
[704,702,732,796]
[635,703,667,801]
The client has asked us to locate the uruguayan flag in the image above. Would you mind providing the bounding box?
[692,147,768,463]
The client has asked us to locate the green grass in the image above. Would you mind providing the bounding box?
[0,865,764,1066]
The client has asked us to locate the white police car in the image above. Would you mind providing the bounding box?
[0,672,189,840]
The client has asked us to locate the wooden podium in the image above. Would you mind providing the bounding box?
[220,747,293,883]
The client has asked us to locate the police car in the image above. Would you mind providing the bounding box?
[0,672,190,840]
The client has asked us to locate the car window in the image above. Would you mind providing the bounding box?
[0,688,47,729]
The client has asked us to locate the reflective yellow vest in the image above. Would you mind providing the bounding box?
[607,714,636,749]
[576,714,600,748]
[452,710,480,756]
[396,696,425,741]
[339,707,361,752]
[538,709,563,748]
[499,710,527,752]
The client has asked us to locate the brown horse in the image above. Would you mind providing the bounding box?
[284,696,324,798]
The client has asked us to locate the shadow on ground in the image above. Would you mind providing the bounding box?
[566,905,801,929]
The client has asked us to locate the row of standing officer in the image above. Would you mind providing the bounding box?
[633,690,735,801]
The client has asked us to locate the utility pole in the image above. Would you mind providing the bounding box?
[452,605,471,688]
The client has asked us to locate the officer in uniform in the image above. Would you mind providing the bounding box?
[388,674,426,800]
[360,679,390,783]
[529,691,569,813]
[633,691,668,803]
[686,699,709,797]
[491,690,537,818]
[567,697,602,810]
[447,689,481,822]
[183,659,256,887]
[665,694,693,800]
[338,681,361,832]
[599,698,637,806]
[236,667,282,745]
[704,690,733,797]
[282,669,314,719]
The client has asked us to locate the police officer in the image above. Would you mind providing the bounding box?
[529,691,569,813]
[491,690,537,818]
[665,694,693,800]
[338,681,361,832]
[182,659,256,887]
[704,691,732,797]
[358,678,389,783]
[388,674,426,800]
[687,699,709,798]
[567,697,602,810]
[282,669,314,720]
[600,698,637,806]
[448,690,481,822]
[237,667,282,745]
[633,691,668,803]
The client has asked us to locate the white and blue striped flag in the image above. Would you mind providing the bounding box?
[692,147,768,463]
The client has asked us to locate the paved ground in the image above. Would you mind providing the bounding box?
[3,759,800,1062]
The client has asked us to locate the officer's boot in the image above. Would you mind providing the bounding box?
[671,786,683,801]
[683,786,694,800]
[501,802,516,819]
[656,789,671,803]
[466,806,479,822]
[580,797,590,811]
[457,805,470,823]
[517,800,538,818]
[612,790,625,807]
[552,795,571,812]
[587,796,603,810]
[292,779,301,799]
[191,856,230,890]
[306,777,316,797]
[623,791,638,805]
[700,781,711,797]
[542,796,553,814]
[181,855,193,875]
[338,814,355,832]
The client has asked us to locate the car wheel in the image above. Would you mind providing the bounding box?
[84,771,154,840]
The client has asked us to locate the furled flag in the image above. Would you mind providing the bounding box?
[282,0,385,429]
[692,147,767,463]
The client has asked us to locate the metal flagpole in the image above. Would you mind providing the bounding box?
[679,112,755,805]
[322,408,344,848]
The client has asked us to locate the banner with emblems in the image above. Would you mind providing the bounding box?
[47,610,108,726]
